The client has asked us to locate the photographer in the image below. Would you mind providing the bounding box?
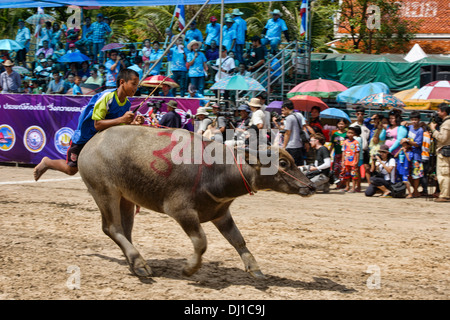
[365,145,396,197]
[226,104,251,147]
[429,103,450,202]
[210,103,228,143]
[105,50,126,89]
[281,100,308,166]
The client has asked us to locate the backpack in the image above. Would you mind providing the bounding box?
[391,181,406,198]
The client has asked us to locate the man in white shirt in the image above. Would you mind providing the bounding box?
[215,47,235,82]
[248,97,266,130]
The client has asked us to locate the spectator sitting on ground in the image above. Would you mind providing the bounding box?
[365,144,396,197]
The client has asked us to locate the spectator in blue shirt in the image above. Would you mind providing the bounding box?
[205,16,221,48]
[75,16,93,55]
[231,9,247,64]
[128,55,144,80]
[261,9,290,54]
[105,50,125,88]
[185,21,203,48]
[186,40,208,95]
[222,18,237,53]
[72,76,83,95]
[88,13,111,64]
[168,37,188,97]
[148,41,164,76]
[15,19,30,67]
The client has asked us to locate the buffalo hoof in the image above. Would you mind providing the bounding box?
[182,265,201,277]
[248,269,266,279]
[130,261,153,278]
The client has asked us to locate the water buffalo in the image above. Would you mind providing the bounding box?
[77,125,315,278]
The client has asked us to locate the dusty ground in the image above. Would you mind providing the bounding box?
[0,164,448,300]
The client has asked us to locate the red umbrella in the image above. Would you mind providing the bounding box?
[411,80,450,100]
[141,75,179,88]
[101,43,125,51]
[289,95,329,112]
[287,78,348,99]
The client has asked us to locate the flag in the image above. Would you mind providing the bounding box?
[175,5,186,31]
[299,0,308,36]
[33,7,44,38]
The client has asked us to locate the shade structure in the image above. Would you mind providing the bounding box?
[320,108,351,122]
[289,95,328,112]
[336,82,390,104]
[141,75,179,88]
[287,78,347,99]
[101,43,125,52]
[357,93,405,110]
[393,88,419,101]
[209,75,265,91]
[0,39,23,51]
[57,52,91,63]
[411,80,450,100]
[25,13,55,25]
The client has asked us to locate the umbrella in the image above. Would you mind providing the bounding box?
[210,75,265,91]
[0,39,23,51]
[57,52,91,63]
[336,82,390,104]
[320,108,351,122]
[265,101,283,113]
[101,43,125,52]
[141,75,179,88]
[289,95,328,112]
[410,80,450,100]
[357,93,405,110]
[393,88,419,101]
[287,78,347,99]
[25,13,55,25]
[12,66,31,75]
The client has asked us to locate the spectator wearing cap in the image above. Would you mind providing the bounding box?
[205,16,221,48]
[158,100,182,128]
[261,9,290,54]
[67,43,80,54]
[210,103,227,143]
[87,13,111,64]
[168,37,187,97]
[231,104,252,145]
[186,41,208,95]
[187,84,207,107]
[194,107,212,135]
[231,9,247,64]
[0,60,21,93]
[184,21,203,49]
[15,19,30,67]
[222,17,237,53]
[36,40,54,59]
[365,144,396,197]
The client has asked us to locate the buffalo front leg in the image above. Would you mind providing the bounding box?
[171,209,207,277]
[94,191,152,278]
[212,210,265,279]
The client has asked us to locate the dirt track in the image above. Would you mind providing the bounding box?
[0,165,448,300]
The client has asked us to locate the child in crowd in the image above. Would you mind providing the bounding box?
[340,126,360,193]
[72,75,83,95]
[394,138,414,198]
[352,125,364,192]
[420,122,432,196]
[33,69,144,181]
[330,119,347,188]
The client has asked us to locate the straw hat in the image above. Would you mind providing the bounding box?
[248,97,262,108]
[195,107,209,116]
[187,40,202,51]
[2,60,14,67]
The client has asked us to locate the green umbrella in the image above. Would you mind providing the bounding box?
[210,75,266,91]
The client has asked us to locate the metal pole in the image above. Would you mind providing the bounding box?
[216,0,225,105]
[138,0,211,87]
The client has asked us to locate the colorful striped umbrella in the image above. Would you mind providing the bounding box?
[287,78,347,99]
[210,75,265,91]
[357,93,405,110]
[25,13,55,25]
[393,88,419,101]
[141,75,179,88]
[101,43,126,52]
[411,80,450,100]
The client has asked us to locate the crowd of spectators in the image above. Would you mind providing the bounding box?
[1,9,290,96]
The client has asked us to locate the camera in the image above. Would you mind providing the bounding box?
[429,112,443,128]
[271,112,282,122]
[147,100,163,111]
[218,111,234,117]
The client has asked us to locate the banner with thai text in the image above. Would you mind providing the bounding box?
[0,94,199,164]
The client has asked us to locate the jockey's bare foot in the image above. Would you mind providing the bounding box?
[33,157,49,181]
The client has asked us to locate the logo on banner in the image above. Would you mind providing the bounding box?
[0,124,16,151]
[54,127,74,155]
[24,126,46,153]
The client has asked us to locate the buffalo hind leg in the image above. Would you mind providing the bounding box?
[172,209,207,277]
[95,191,152,277]
[212,210,265,279]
